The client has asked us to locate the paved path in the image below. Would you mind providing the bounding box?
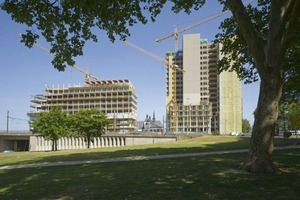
[1,145,299,170]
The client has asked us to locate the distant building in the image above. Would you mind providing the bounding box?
[137,112,164,133]
[28,79,138,133]
[166,34,242,134]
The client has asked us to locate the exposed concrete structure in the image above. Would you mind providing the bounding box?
[28,79,138,133]
[0,131,31,152]
[166,34,242,134]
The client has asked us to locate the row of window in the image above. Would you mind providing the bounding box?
[64,109,133,115]
[44,99,137,104]
[43,103,136,108]
[177,122,210,126]
[47,86,132,94]
[46,92,135,98]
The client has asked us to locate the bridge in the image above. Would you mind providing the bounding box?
[0,131,31,152]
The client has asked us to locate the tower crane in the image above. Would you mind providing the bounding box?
[23,37,99,82]
[156,0,256,51]
[123,40,183,132]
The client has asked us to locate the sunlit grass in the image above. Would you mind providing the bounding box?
[0,136,299,199]
[0,135,295,167]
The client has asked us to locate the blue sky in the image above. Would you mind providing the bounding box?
[0,0,259,131]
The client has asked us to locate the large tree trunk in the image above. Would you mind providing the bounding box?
[240,71,284,173]
[224,0,298,173]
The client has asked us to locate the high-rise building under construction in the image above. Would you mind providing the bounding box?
[166,34,242,134]
[28,79,138,133]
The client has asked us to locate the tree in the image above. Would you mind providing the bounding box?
[214,1,300,172]
[31,107,69,151]
[277,103,289,135]
[2,0,300,173]
[242,119,251,134]
[69,109,109,148]
[287,102,300,135]
[281,42,300,102]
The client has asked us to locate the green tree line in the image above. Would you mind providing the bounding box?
[30,107,109,151]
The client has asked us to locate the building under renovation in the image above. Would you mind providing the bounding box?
[28,79,138,133]
[166,34,242,134]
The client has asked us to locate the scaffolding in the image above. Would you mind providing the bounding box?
[28,79,138,133]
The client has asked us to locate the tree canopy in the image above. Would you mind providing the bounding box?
[2,1,298,98]
[281,42,300,102]
[1,0,205,71]
[30,108,109,150]
[242,119,251,133]
[287,102,300,132]
[31,107,69,151]
[69,109,109,148]
[214,1,300,97]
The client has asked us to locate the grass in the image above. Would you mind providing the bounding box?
[0,135,295,167]
[0,135,299,200]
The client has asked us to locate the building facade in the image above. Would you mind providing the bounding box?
[166,34,242,134]
[28,79,138,133]
[137,112,164,133]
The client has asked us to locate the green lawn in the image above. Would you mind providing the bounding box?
[0,135,295,167]
[0,136,299,200]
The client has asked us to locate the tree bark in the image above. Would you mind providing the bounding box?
[225,0,297,173]
[52,140,58,151]
[87,137,91,148]
[240,70,283,173]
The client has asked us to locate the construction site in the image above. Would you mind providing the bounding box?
[27,7,244,135]
[28,79,138,133]
[164,34,242,134]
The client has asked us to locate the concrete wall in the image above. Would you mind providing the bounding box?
[183,34,202,105]
[1,132,177,152]
[30,136,127,151]
[29,135,177,151]
[125,136,177,146]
